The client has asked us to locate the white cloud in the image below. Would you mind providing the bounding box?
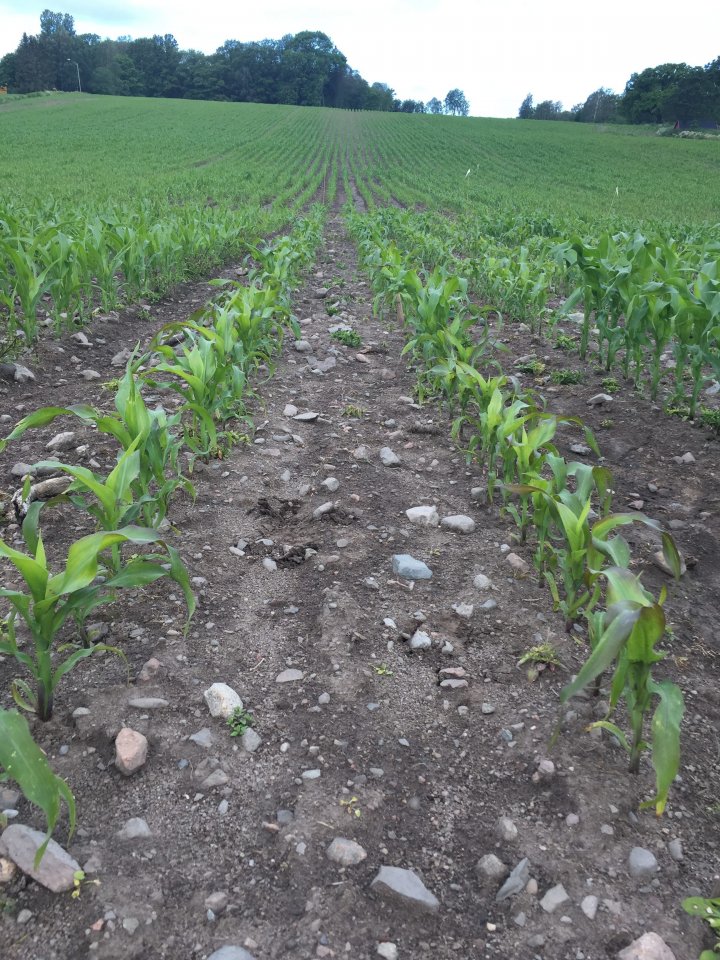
[1,0,717,117]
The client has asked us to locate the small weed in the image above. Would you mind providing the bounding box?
[101,378,121,393]
[326,304,340,317]
[600,418,614,429]
[601,377,620,393]
[331,328,362,348]
[554,334,576,351]
[516,357,546,375]
[551,369,583,385]
[682,894,720,959]
[71,869,100,899]
[665,405,692,420]
[700,407,720,432]
[226,706,255,737]
[340,796,362,818]
[343,404,365,418]
[517,643,562,681]
[374,663,393,676]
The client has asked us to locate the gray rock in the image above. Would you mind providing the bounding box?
[380,447,401,467]
[189,728,214,748]
[409,629,432,651]
[117,818,152,840]
[322,477,340,492]
[241,729,262,753]
[275,668,304,683]
[326,837,367,866]
[497,816,518,842]
[302,769,321,780]
[12,364,35,383]
[452,602,474,619]
[283,403,298,416]
[205,890,229,914]
[204,683,243,719]
[440,514,475,534]
[495,858,530,901]
[377,944,398,960]
[16,908,33,924]
[111,348,132,366]
[392,554,432,580]
[207,948,257,960]
[293,339,313,352]
[506,553,530,574]
[617,932,676,960]
[46,431,76,452]
[405,505,439,527]
[11,462,35,478]
[313,501,335,519]
[581,894,599,919]
[80,369,101,381]
[371,865,439,914]
[476,854,509,882]
[0,824,81,892]
[293,411,318,422]
[628,846,658,880]
[473,573,493,590]
[652,549,686,577]
[540,883,570,913]
[127,697,168,710]
[587,393,613,407]
[667,838,683,862]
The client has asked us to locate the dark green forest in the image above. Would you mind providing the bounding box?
[0,10,467,114]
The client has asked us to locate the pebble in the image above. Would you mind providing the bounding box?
[294,411,319,421]
[207,948,257,960]
[276,668,304,683]
[628,846,658,880]
[476,854,509,881]
[293,339,312,352]
[452,602,474,619]
[506,553,530,575]
[370,865,440,914]
[326,838,367,866]
[587,393,613,406]
[204,683,243,719]
[46,431,76,452]
[189,728,214,748]
[353,445,369,460]
[392,554,432,580]
[495,858,530,901]
[322,477,340,492]
[440,514,475,534]
[117,818,152,840]
[409,629,432,651]
[617,932,676,960]
[481,702,496,715]
[672,452,695,464]
[473,573,493,590]
[667,838,683,862]
[566,813,579,826]
[0,824,81,892]
[440,678,468,689]
[581,895,599,919]
[497,817,518,842]
[318,692,331,705]
[313,501,335,519]
[205,891,229,914]
[11,462,34,478]
[377,944,398,960]
[0,857,17,883]
[241,729,262,753]
[540,883,570,913]
[127,697,168,710]
[111,347,132,366]
[405,505,439,526]
[652,549,686,577]
[283,403,298,416]
[16,908,33,925]
[114,728,148,775]
[262,557,277,572]
[380,447,401,467]
[80,369,101,380]
[302,769,321,780]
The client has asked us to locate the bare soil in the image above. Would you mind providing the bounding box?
[1,203,719,960]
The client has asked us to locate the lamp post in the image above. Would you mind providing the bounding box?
[66,59,81,93]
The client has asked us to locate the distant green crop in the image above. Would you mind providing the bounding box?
[551,369,583,384]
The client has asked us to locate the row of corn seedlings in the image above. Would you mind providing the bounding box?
[0,207,325,861]
[347,206,684,817]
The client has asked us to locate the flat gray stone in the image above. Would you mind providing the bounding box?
[241,729,262,753]
[540,883,570,913]
[380,447,401,467]
[495,858,530,901]
[117,818,152,840]
[409,629,432,651]
[275,669,304,683]
[371,865,439,914]
[628,846,658,880]
[617,933,676,960]
[207,948,257,960]
[440,514,475,534]
[406,505,439,526]
[0,824,80,893]
[293,411,318,421]
[189,727,214,748]
[127,697,168,710]
[46,431,76,452]
[476,853,509,882]
[326,837,367,866]
[473,573,493,590]
[392,554,432,580]
[581,894,599,919]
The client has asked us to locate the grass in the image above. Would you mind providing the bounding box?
[554,334,577,351]
[551,369,584,385]
[330,328,362,348]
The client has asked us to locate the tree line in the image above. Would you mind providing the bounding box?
[519,57,720,127]
[0,10,469,116]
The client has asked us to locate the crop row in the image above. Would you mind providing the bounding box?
[0,206,325,861]
[346,205,685,818]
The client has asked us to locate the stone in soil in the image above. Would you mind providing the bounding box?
[476,853,509,881]
[380,446,401,466]
[241,729,262,753]
[46,431,76,452]
[377,944,398,960]
[617,932,676,960]
[409,629,432,651]
[204,682,243,718]
[275,668,304,683]
[405,504,439,527]
[540,883,570,913]
[440,514,475,534]
[392,554,432,580]
[495,858,530,902]
[497,816,518,842]
[0,824,81,893]
[473,573,493,590]
[628,846,658,880]
[506,553,530,574]
[207,948,257,960]
[115,728,148,775]
[326,837,367,866]
[581,894,599,919]
[370,865,440,914]
[117,818,152,840]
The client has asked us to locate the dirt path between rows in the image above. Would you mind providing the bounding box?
[1,202,718,960]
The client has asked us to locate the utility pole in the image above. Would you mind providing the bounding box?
[66,59,81,93]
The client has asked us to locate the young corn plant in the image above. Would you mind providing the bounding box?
[560,567,684,815]
[683,894,720,960]
[0,502,195,721]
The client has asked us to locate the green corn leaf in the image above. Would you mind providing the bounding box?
[643,678,684,816]
[0,708,76,865]
[560,606,640,704]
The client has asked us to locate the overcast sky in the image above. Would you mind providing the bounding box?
[2,0,717,117]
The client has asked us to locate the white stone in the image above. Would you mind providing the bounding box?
[380,447,401,467]
[405,505,439,527]
[617,932,676,960]
[326,837,367,866]
[276,668,304,683]
[203,682,243,719]
[409,629,432,651]
[581,895,598,919]
[440,514,475,534]
[473,573,493,590]
[540,883,570,913]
